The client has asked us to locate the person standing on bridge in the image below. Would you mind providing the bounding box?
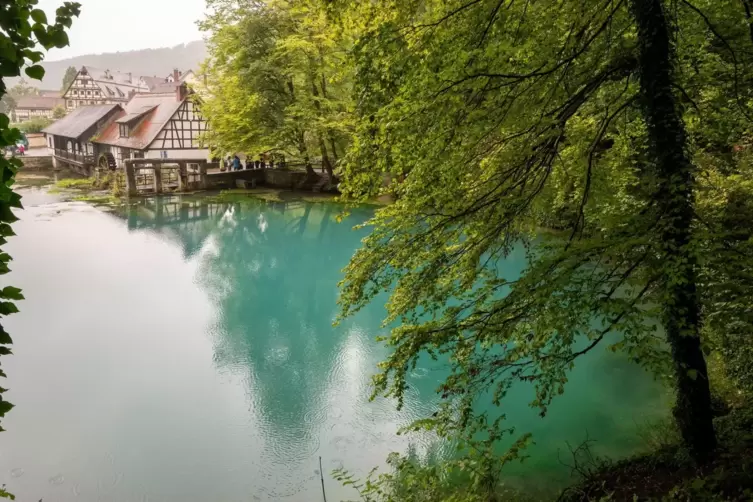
[232,155,242,171]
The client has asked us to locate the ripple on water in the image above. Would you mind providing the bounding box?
[49,474,65,485]
[303,405,327,428]
[266,426,322,467]
[10,468,23,478]
[329,435,355,453]
[264,346,290,366]
[409,367,429,379]
[256,467,309,499]
[328,405,344,420]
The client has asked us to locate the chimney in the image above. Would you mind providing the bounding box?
[176,83,188,102]
[173,68,180,82]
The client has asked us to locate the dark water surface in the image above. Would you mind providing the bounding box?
[0,190,668,501]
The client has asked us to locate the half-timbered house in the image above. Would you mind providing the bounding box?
[62,66,149,110]
[92,84,209,168]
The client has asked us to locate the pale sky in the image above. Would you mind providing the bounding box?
[38,0,207,61]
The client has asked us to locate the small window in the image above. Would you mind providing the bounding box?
[119,124,129,138]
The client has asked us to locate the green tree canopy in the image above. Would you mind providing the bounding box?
[61,64,76,91]
[331,0,753,476]
[199,0,352,179]
[52,104,66,119]
[204,0,753,496]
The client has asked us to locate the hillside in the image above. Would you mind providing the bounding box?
[10,41,207,90]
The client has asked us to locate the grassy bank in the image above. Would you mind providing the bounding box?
[560,402,753,501]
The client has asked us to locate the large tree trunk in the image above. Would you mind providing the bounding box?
[631,0,716,461]
[288,78,317,180]
[307,53,335,180]
[309,76,335,179]
[296,131,316,179]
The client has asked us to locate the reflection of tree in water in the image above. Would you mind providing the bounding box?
[126,196,384,484]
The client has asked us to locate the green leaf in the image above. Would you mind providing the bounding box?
[22,49,44,63]
[24,64,45,80]
[0,224,15,237]
[1,287,23,301]
[0,400,13,416]
[49,28,69,49]
[32,25,49,47]
[687,369,698,381]
[30,9,47,24]
[0,326,12,345]
[8,193,21,210]
[0,302,18,316]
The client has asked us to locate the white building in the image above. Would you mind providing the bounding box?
[92,84,209,168]
[13,94,65,121]
[62,66,149,110]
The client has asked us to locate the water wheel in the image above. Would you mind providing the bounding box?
[98,152,117,171]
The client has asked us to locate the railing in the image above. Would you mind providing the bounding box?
[53,149,94,165]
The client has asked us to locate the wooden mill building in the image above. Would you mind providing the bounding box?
[44,84,209,174]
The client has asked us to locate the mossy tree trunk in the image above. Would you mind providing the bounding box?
[631,0,716,462]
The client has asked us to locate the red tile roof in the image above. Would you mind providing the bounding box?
[93,93,183,150]
[16,95,65,110]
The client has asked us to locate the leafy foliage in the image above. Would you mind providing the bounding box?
[206,0,753,497]
[0,0,80,496]
[12,116,52,133]
[52,104,66,119]
[325,0,753,489]
[0,80,39,116]
[199,0,352,179]
[60,64,76,91]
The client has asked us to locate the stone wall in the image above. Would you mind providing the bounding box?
[27,133,46,149]
[205,169,309,190]
[19,155,54,171]
[264,169,308,189]
[206,169,266,190]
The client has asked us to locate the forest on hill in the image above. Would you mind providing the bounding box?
[6,40,206,89]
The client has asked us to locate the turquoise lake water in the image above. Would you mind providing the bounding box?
[0,190,668,501]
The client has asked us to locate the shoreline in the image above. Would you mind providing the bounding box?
[15,169,391,207]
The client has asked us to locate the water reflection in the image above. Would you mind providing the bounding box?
[123,196,427,500]
[0,194,669,502]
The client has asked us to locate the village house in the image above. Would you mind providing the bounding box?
[42,104,123,172]
[139,69,197,93]
[44,84,209,174]
[62,66,149,110]
[93,84,208,167]
[12,93,65,122]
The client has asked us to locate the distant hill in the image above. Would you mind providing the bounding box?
[8,41,207,90]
